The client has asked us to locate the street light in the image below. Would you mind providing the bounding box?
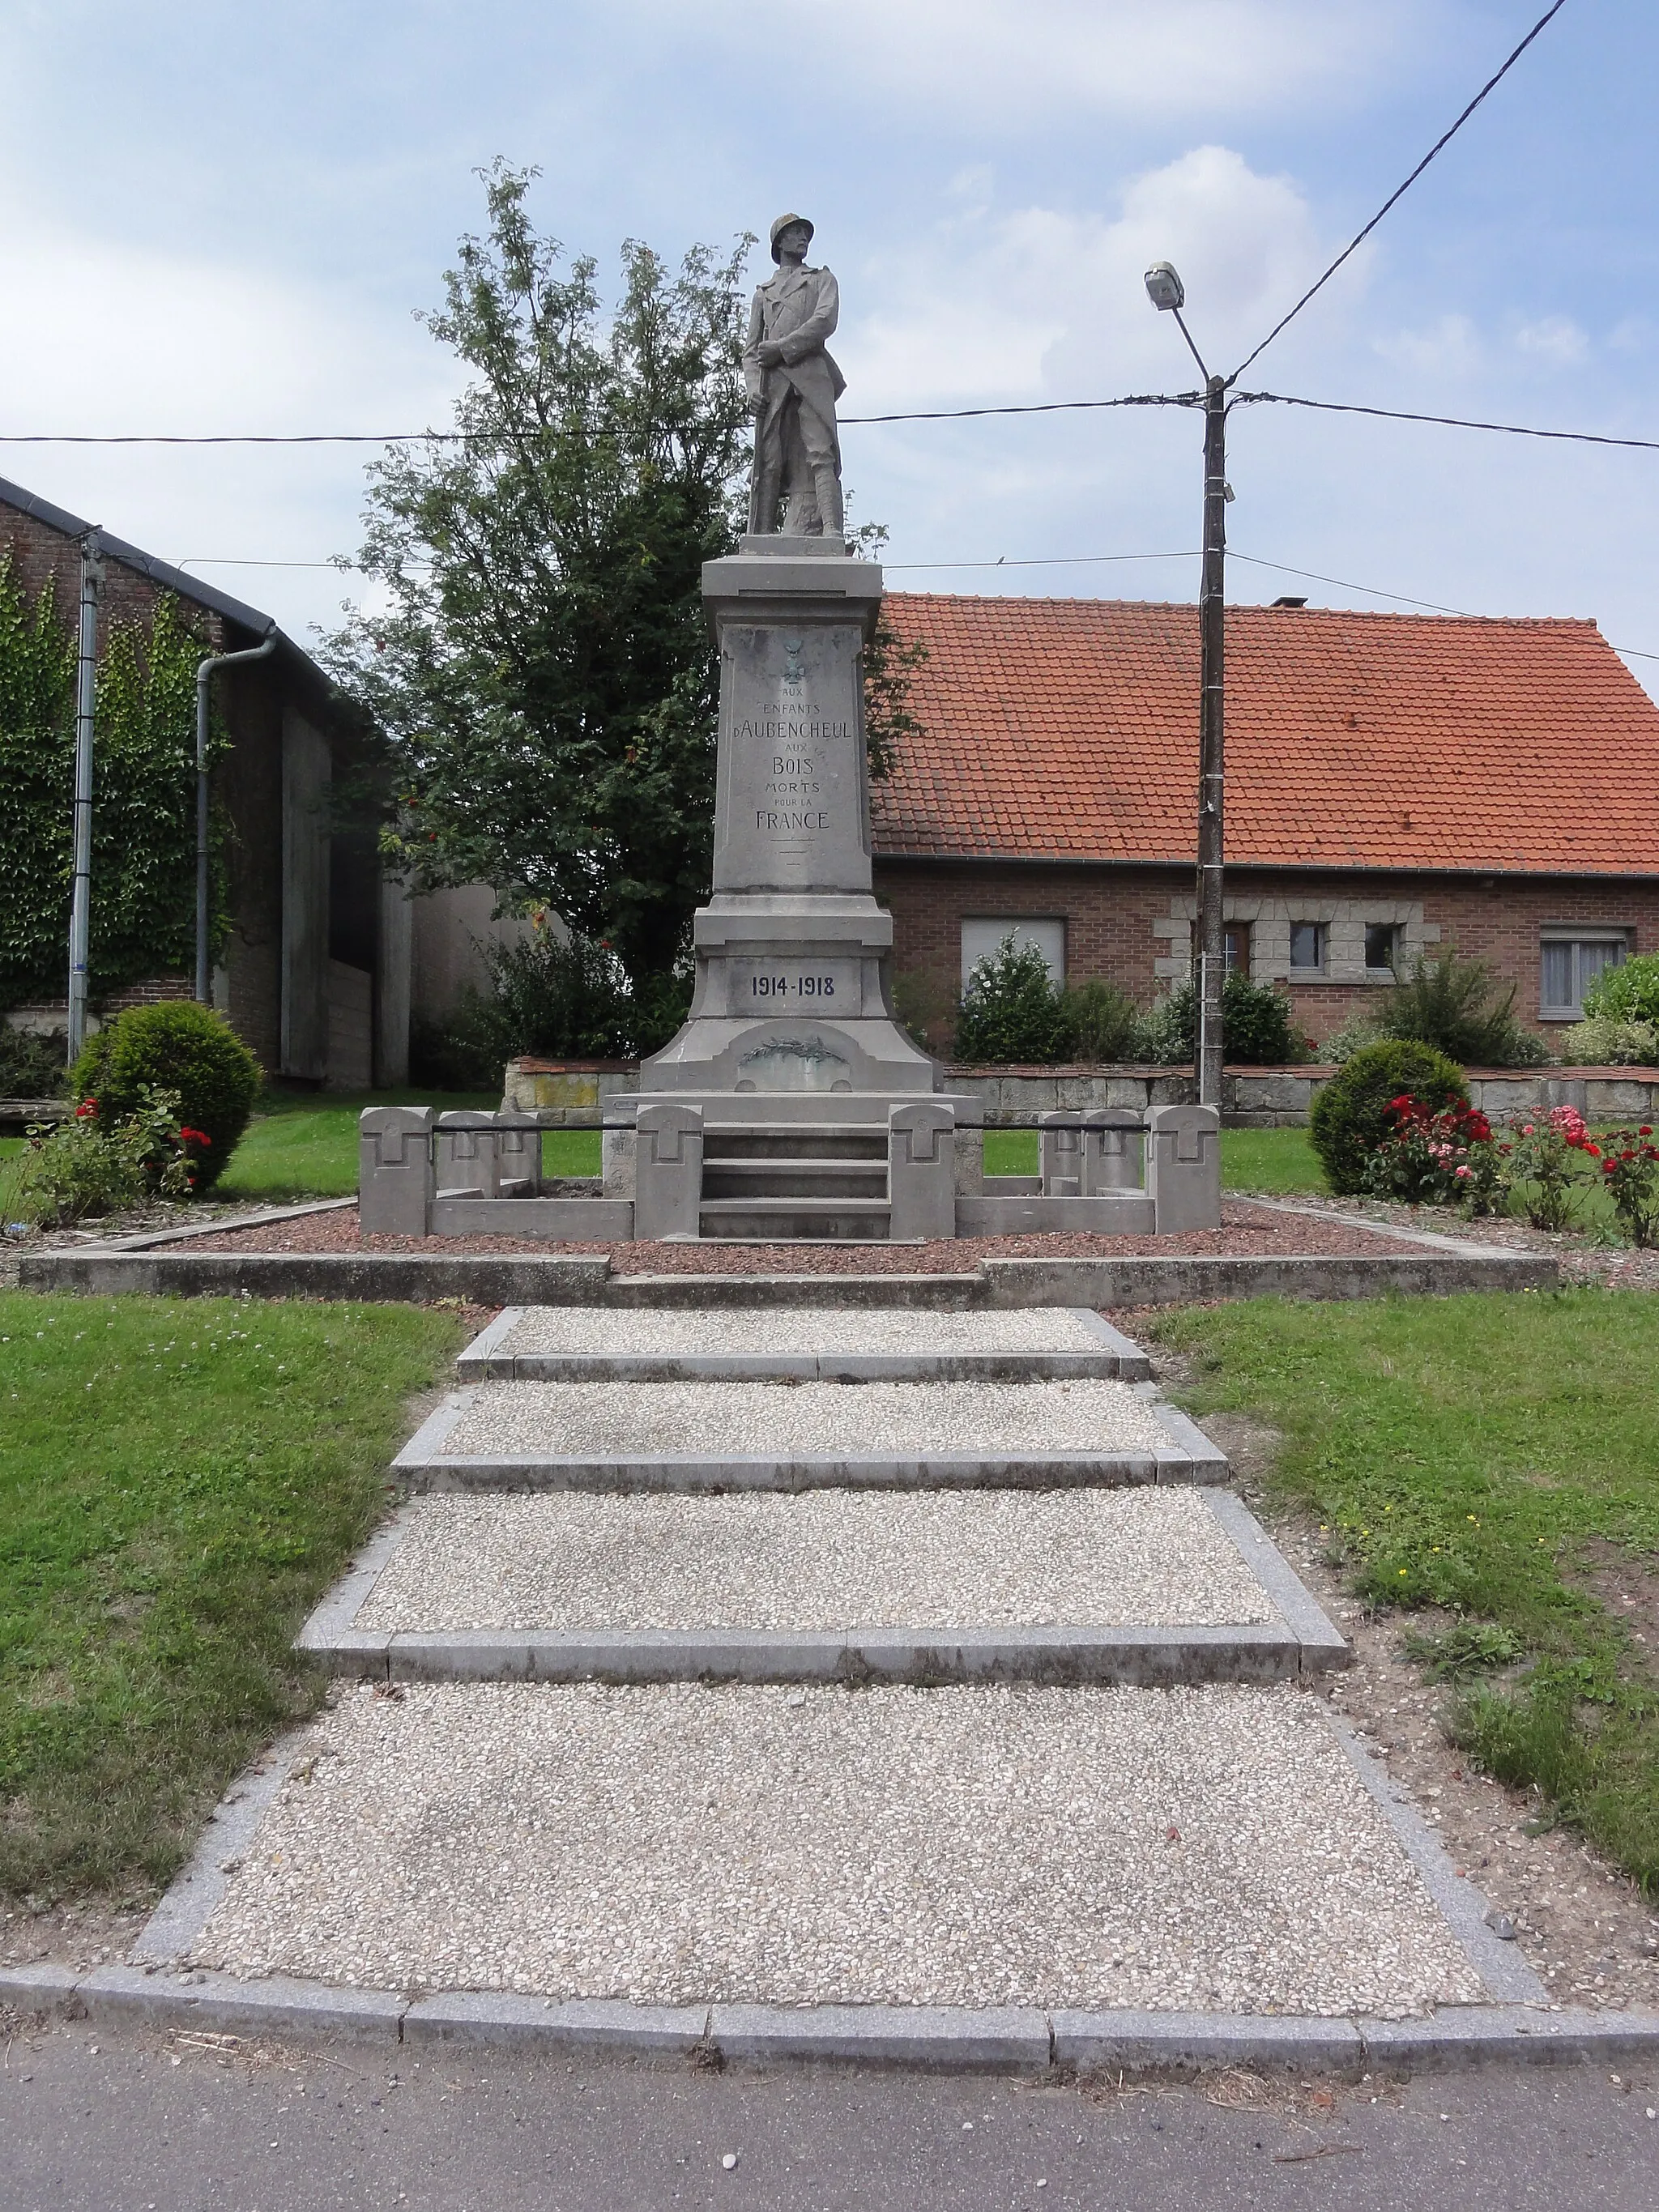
[1145,261,1227,1113]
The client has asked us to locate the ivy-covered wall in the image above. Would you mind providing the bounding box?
[0,552,230,1011]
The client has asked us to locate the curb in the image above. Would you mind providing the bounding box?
[6,1964,1657,2077]
[19,1247,1558,1308]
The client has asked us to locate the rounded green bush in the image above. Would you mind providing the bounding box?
[71,1001,262,1193]
[1308,1038,1469,1196]
[1584,951,1659,1031]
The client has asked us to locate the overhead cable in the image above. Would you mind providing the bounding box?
[1227,0,1572,384]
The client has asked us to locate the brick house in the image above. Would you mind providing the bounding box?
[0,475,439,1086]
[872,595,1659,1051]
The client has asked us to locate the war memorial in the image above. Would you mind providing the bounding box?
[358,213,1220,1244]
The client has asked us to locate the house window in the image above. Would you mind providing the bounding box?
[1540,934,1627,1021]
[1188,924,1251,974]
[961,917,1065,990]
[1288,921,1326,974]
[1364,922,1401,974]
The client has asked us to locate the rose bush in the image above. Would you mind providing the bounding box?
[1503,1104,1601,1233]
[6,1085,207,1227]
[1360,1093,1503,1213]
[1596,1125,1659,1246]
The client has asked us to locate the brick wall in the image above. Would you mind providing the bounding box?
[874,859,1659,1049]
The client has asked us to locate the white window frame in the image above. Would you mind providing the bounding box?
[961,917,1065,990]
[1539,931,1630,1021]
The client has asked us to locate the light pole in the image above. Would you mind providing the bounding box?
[1145,262,1227,1112]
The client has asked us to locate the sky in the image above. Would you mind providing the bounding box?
[3,0,1657,693]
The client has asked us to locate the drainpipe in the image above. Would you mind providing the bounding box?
[66,531,104,1063]
[194,625,278,1004]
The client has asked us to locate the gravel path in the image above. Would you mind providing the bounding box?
[437,1379,1175,1460]
[496,1307,1111,1357]
[167,1197,1434,1267]
[352,1489,1276,1632]
[190,1681,1484,2016]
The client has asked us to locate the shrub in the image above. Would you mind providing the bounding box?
[1583,951,1659,1032]
[1320,1010,1386,1065]
[953,934,1071,1064]
[1380,948,1548,1066]
[1359,1095,1500,1211]
[1500,1105,1600,1232]
[1559,1015,1659,1067]
[1132,971,1306,1067]
[0,1024,70,1098]
[1060,978,1140,1063]
[1596,1125,1659,1247]
[1308,1038,1469,1195]
[408,923,686,1085]
[71,1001,261,1193]
[6,1086,203,1225]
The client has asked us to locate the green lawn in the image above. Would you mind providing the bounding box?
[1147,1290,1659,1891]
[215,1089,602,1202]
[982,1124,1322,1190]
[0,1294,464,1899]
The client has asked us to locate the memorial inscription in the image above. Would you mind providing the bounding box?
[714,623,869,893]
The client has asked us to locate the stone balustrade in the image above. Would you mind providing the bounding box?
[360,1098,1224,1241]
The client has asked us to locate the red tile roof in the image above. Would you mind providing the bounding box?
[872,595,1659,877]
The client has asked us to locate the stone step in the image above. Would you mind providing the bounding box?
[394,1378,1226,1494]
[703,1124,886,1161]
[697,1196,894,1241]
[700,1160,889,1200]
[299,1485,1347,1686]
[457,1304,1152,1383]
[174,1679,1493,2022]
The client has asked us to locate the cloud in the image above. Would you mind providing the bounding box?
[841,147,1339,410]
[1515,314,1589,366]
[628,0,1414,126]
[1371,313,1482,381]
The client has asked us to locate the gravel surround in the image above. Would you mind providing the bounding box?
[189,1680,1484,2016]
[496,1307,1111,1357]
[437,1377,1175,1462]
[162,1197,1433,1270]
[351,1488,1277,1634]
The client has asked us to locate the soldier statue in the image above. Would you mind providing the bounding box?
[744,213,846,540]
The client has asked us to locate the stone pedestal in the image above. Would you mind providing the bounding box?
[640,540,937,1102]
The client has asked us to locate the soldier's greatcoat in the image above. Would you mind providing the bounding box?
[744,262,845,533]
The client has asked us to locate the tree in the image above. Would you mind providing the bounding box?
[328,163,923,1000]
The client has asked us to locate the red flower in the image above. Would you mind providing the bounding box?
[75,1097,98,1119]
[179,1127,211,1147]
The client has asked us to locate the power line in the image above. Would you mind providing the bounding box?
[885,549,1197,573]
[841,393,1192,425]
[1239,390,1659,454]
[1228,0,1572,385]
[0,394,1197,446]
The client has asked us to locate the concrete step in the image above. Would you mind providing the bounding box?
[700,1160,889,1200]
[703,1125,885,1161]
[457,1304,1153,1382]
[173,1678,1495,2022]
[394,1378,1226,1493]
[299,1485,1347,1686]
[697,1197,894,1240]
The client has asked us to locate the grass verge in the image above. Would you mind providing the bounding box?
[0,1292,465,1900]
[217,1089,600,1201]
[981,1124,1323,1189]
[1145,1289,1659,1891]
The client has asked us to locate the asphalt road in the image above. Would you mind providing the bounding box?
[2,2016,1657,2212]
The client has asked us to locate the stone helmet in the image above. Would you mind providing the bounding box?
[770,212,814,263]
